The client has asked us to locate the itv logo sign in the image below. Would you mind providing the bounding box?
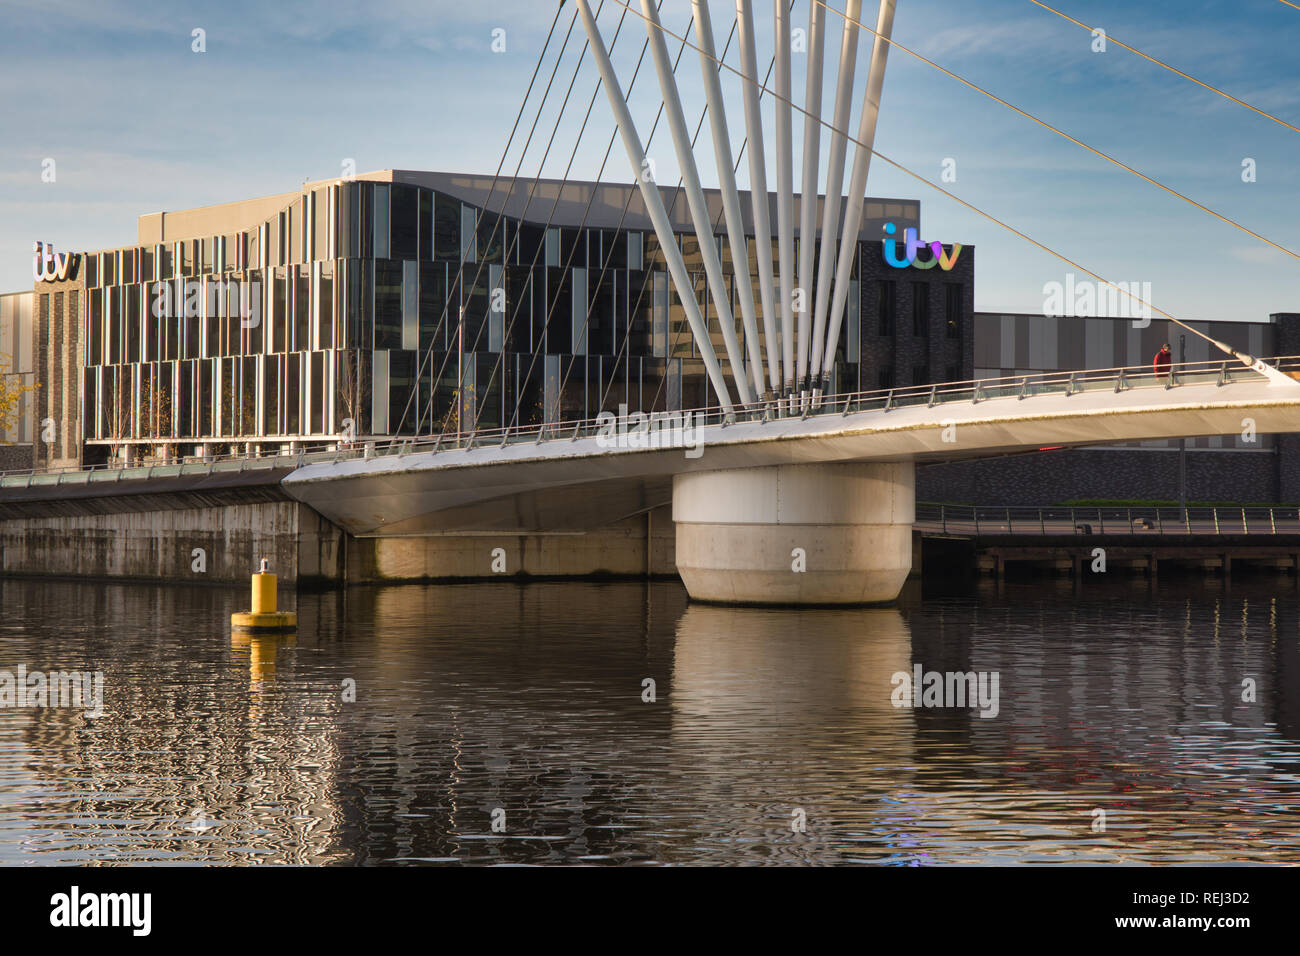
[32,241,80,283]
[881,222,963,271]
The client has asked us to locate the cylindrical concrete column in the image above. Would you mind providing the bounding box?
[673,462,914,605]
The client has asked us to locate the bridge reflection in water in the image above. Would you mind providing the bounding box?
[1,577,1298,864]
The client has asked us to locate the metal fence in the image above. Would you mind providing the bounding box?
[916,502,1300,537]
[2,354,1297,490]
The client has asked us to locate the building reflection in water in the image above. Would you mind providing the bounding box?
[4,579,345,864]
[2,575,1298,864]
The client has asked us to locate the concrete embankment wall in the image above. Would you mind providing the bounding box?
[0,470,344,586]
[0,500,344,586]
[0,472,676,587]
[345,504,677,583]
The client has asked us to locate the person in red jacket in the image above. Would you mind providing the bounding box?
[1153,343,1172,378]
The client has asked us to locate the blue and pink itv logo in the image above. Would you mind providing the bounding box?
[881,222,963,271]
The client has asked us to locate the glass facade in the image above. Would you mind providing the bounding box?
[76,178,873,456]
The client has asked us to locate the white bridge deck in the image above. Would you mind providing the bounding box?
[280,360,1300,536]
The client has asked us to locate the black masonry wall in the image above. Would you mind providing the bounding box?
[1273,313,1300,502]
[857,240,974,392]
[916,312,1300,505]
[918,448,1281,505]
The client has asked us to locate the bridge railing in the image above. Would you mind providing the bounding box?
[3,355,1298,489]
[308,353,1298,466]
[916,502,1300,537]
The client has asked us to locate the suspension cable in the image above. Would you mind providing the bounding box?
[440,0,650,436]
[1030,1,1300,135]
[412,0,627,435]
[607,0,1289,373]
[472,1,702,435]
[392,1,577,436]
[803,0,1298,261]
[550,13,743,426]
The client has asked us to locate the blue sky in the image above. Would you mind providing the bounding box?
[2,0,1297,322]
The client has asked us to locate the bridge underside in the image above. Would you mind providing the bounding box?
[283,377,1300,604]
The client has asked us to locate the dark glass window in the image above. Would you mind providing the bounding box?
[912,282,929,337]
[166,305,179,361]
[516,223,544,267]
[198,360,213,435]
[587,269,615,355]
[107,288,121,363]
[226,279,243,355]
[603,230,627,269]
[504,265,534,354]
[285,353,301,434]
[263,356,279,435]
[246,269,263,354]
[912,365,928,386]
[126,285,141,363]
[220,357,236,436]
[545,267,572,354]
[343,259,361,349]
[374,260,404,350]
[419,260,448,351]
[460,264,489,353]
[240,356,257,436]
[338,183,357,258]
[295,269,309,351]
[184,284,200,360]
[358,185,373,260]
[878,367,895,389]
[419,190,433,261]
[272,269,288,353]
[877,280,896,336]
[89,290,103,366]
[178,361,193,436]
[389,350,415,435]
[391,184,419,260]
[560,229,585,269]
[946,283,963,338]
[146,294,160,363]
[205,287,220,358]
[310,351,326,435]
[478,210,503,264]
[359,260,374,351]
[434,193,460,260]
[318,264,333,350]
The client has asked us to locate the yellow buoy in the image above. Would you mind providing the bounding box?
[231,558,297,631]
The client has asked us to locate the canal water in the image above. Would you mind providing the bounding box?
[1,575,1297,865]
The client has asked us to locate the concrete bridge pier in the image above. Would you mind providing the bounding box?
[672,461,915,605]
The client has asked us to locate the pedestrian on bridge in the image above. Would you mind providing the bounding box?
[1153,343,1172,378]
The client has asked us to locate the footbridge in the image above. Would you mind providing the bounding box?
[277,359,1300,604]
